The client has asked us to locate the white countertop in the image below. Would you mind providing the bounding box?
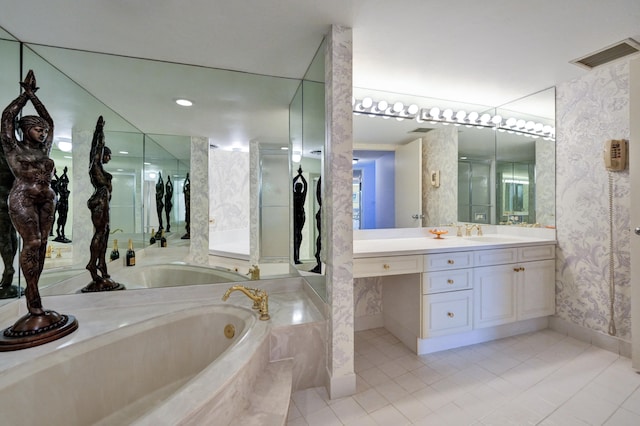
[353,226,556,258]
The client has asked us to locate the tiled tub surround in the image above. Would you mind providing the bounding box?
[0,277,325,425]
[354,226,557,354]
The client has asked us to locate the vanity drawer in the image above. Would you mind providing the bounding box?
[518,245,555,262]
[353,255,422,278]
[422,290,473,338]
[423,251,473,272]
[474,248,518,266]
[422,269,472,294]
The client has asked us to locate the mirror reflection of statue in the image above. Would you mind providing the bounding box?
[310,177,322,274]
[0,114,19,299]
[165,175,173,232]
[292,166,308,265]
[155,172,164,239]
[53,166,71,243]
[0,70,77,350]
[82,116,124,293]
[50,168,59,236]
[181,173,190,240]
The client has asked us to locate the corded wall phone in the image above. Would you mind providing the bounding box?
[603,139,628,171]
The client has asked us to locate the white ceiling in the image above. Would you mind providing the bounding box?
[0,0,639,160]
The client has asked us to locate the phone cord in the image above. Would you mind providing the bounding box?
[608,171,617,336]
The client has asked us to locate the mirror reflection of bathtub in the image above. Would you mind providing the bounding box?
[39,247,250,296]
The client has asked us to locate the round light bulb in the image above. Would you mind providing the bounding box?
[491,115,503,125]
[506,117,517,127]
[407,104,419,115]
[442,109,454,120]
[362,97,373,109]
[377,100,388,111]
[516,119,526,129]
[392,102,404,113]
[480,113,491,124]
[455,110,467,121]
[467,111,479,123]
[429,107,441,119]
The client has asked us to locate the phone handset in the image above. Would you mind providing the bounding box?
[603,139,628,171]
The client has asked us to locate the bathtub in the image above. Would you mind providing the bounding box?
[0,304,270,425]
[112,263,250,289]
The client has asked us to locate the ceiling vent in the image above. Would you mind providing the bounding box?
[571,38,640,70]
[410,128,433,133]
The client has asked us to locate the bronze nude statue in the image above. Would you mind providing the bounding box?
[53,166,71,243]
[292,166,308,265]
[181,173,190,239]
[155,172,164,239]
[310,176,322,274]
[0,70,77,350]
[82,116,124,292]
[165,175,173,232]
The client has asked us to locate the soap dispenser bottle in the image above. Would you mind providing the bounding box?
[160,230,167,248]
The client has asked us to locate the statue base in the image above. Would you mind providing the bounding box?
[0,285,23,299]
[80,278,126,293]
[53,236,72,243]
[0,311,78,351]
[181,233,190,240]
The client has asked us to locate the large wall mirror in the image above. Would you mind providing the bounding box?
[0,28,324,302]
[353,87,555,229]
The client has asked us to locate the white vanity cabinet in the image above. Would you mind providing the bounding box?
[354,235,556,354]
[474,246,555,328]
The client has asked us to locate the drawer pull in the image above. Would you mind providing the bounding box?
[447,312,455,318]
[383,264,390,270]
[447,279,454,285]
[520,267,525,271]
[513,266,526,272]
[447,259,455,265]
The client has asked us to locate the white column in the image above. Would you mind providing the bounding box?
[189,136,209,265]
[71,129,93,267]
[324,25,356,399]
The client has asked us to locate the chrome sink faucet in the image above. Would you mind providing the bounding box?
[222,285,270,320]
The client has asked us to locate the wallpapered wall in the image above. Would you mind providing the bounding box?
[556,60,631,340]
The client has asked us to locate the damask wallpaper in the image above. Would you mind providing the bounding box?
[556,60,631,340]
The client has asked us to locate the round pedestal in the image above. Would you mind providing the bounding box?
[0,285,23,299]
[80,278,126,293]
[0,311,78,351]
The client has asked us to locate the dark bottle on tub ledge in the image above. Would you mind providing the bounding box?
[126,239,136,266]
[160,230,167,248]
[110,239,120,261]
[149,228,156,245]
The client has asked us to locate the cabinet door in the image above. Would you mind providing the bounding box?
[422,290,472,338]
[474,264,517,327]
[517,259,556,320]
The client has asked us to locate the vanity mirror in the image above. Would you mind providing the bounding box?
[353,87,555,229]
[0,30,322,298]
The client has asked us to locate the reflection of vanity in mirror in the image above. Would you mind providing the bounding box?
[0,30,327,305]
[352,87,555,230]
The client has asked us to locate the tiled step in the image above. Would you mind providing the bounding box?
[232,358,294,426]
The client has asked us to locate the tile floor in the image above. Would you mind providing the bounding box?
[288,328,640,425]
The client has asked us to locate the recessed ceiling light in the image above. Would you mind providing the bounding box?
[119,151,129,155]
[281,146,289,150]
[176,99,193,107]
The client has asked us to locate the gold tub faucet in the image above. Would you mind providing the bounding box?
[222,285,270,320]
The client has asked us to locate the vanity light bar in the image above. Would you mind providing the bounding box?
[352,98,555,141]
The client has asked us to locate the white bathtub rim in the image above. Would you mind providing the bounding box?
[0,304,264,394]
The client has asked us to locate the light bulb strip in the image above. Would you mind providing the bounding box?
[353,98,555,140]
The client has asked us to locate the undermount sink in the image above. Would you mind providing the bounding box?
[465,235,523,243]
